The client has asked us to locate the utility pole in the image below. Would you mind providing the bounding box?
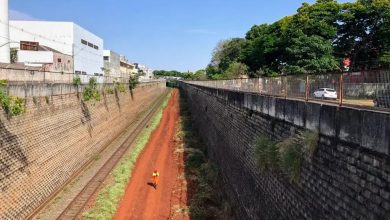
[0,0,10,63]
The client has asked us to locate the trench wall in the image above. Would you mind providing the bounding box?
[180,82,390,219]
[0,82,166,219]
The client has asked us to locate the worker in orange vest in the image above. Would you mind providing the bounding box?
[152,170,160,189]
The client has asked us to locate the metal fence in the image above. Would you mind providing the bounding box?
[186,70,390,110]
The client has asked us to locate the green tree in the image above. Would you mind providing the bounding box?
[210,38,246,73]
[335,0,390,70]
[224,62,249,79]
[283,35,340,74]
[193,70,207,80]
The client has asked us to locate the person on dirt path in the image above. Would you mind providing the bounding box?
[152,170,160,189]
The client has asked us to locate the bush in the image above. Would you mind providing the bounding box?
[0,81,26,116]
[255,135,279,171]
[105,87,114,94]
[73,75,81,86]
[115,82,126,93]
[301,131,319,158]
[83,77,101,102]
[129,75,139,90]
[277,137,302,183]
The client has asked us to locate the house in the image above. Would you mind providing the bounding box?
[16,41,74,73]
[9,20,104,82]
[120,56,136,78]
[134,63,154,81]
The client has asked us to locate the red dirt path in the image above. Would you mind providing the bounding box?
[114,90,187,220]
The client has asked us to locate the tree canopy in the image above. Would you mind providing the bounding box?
[206,0,390,78]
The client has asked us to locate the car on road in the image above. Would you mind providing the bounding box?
[374,91,390,108]
[313,88,337,99]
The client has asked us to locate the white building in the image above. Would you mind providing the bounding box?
[135,63,154,81]
[103,50,121,78]
[9,21,104,82]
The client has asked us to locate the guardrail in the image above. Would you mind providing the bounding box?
[186,70,390,110]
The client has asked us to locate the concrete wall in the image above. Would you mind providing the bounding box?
[180,82,390,219]
[0,82,166,219]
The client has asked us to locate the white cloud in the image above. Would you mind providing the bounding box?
[9,9,37,20]
[185,29,216,35]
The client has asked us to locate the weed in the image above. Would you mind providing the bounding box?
[73,75,81,86]
[83,77,101,102]
[255,135,279,171]
[301,130,319,158]
[32,96,38,105]
[105,87,114,94]
[0,90,26,116]
[179,92,230,220]
[277,137,302,183]
[115,82,126,93]
[0,79,7,87]
[45,96,50,105]
[186,152,205,169]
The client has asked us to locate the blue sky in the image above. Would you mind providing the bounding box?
[9,0,352,72]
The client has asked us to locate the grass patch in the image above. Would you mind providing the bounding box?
[301,130,319,158]
[254,131,317,183]
[255,135,279,171]
[277,137,303,183]
[82,91,171,220]
[179,91,232,220]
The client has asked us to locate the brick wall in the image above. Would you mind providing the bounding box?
[180,83,390,219]
[0,82,166,219]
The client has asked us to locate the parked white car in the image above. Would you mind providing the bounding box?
[313,88,337,99]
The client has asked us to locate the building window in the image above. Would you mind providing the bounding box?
[20,41,39,51]
[82,71,86,75]
[81,39,88,45]
[88,42,93,48]
[57,58,62,63]
[75,70,81,74]
[93,45,99,50]
[103,56,109,61]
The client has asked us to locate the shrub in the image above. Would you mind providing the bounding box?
[105,87,114,94]
[10,97,26,116]
[83,77,101,102]
[115,82,126,93]
[301,130,319,158]
[0,93,26,116]
[73,75,81,86]
[277,137,302,183]
[128,75,139,90]
[0,81,26,116]
[45,96,50,105]
[255,135,279,171]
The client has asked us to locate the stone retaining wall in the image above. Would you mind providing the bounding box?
[180,82,390,219]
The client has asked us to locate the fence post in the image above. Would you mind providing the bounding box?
[284,76,288,98]
[339,74,344,106]
[305,75,309,102]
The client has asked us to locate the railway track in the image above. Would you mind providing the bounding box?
[51,90,169,219]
